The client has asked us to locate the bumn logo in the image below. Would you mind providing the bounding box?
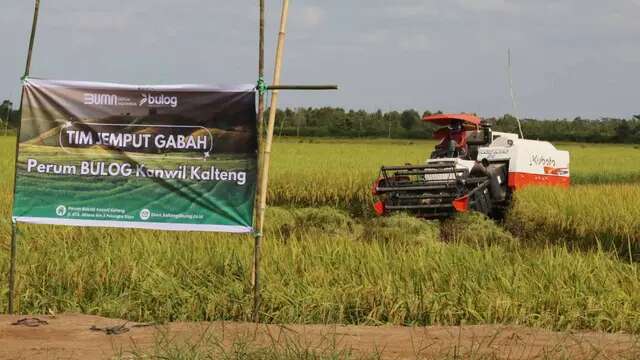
[139,94,178,108]
[84,93,118,106]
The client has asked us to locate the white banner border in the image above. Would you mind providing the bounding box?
[13,217,253,234]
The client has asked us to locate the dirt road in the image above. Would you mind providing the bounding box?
[0,314,637,359]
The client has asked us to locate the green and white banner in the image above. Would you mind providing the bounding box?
[12,79,258,233]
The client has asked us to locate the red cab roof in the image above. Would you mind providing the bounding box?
[423,113,482,127]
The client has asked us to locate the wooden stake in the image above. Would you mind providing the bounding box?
[8,0,41,314]
[252,0,290,323]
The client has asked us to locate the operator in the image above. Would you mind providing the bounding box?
[433,119,468,158]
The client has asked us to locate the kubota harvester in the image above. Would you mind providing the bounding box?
[372,114,569,219]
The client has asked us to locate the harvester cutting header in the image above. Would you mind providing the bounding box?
[372,114,570,219]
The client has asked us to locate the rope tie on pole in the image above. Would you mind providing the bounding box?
[256,77,267,96]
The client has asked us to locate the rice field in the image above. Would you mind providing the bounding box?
[508,185,640,256]
[267,138,640,214]
[1,135,640,333]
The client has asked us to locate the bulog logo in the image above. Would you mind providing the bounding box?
[140,94,178,108]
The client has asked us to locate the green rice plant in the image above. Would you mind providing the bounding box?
[557,142,640,184]
[268,138,433,215]
[290,207,358,236]
[267,139,640,215]
[441,212,518,248]
[2,136,640,334]
[2,212,640,333]
[507,185,640,256]
[362,213,440,245]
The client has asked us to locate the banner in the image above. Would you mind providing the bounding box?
[12,79,258,233]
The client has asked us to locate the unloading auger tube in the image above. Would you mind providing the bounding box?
[372,114,570,219]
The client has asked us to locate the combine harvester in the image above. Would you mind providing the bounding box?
[372,114,570,219]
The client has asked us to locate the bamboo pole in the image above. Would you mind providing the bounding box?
[24,0,40,78]
[8,0,41,314]
[256,0,266,160]
[251,0,266,310]
[7,222,17,314]
[252,0,290,323]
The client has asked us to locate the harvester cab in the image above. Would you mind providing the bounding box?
[372,114,570,219]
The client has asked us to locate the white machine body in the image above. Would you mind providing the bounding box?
[477,133,570,189]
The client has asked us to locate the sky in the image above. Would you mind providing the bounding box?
[1,0,639,119]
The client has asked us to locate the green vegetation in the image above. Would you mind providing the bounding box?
[508,185,640,257]
[267,138,640,215]
[1,135,640,334]
[4,101,640,143]
[270,107,640,143]
[558,142,640,184]
[0,100,16,134]
[3,210,640,333]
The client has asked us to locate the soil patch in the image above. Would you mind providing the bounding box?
[0,314,637,359]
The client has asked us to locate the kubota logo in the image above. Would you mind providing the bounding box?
[140,93,178,108]
[529,154,556,167]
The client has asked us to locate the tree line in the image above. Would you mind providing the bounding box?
[0,100,17,134]
[2,99,639,143]
[271,107,640,143]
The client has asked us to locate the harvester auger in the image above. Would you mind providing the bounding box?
[372,114,570,219]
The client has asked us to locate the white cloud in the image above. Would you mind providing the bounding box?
[357,29,391,45]
[301,6,325,27]
[381,3,440,18]
[1,0,639,118]
[457,0,517,13]
[399,33,431,52]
